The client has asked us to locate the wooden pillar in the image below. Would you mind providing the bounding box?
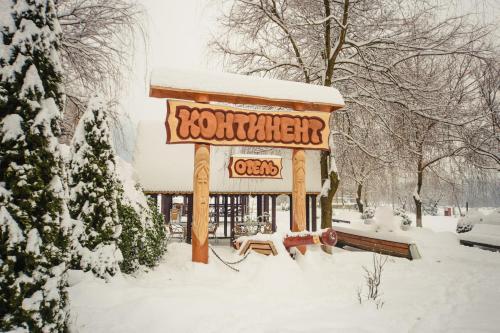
[292,148,307,253]
[192,144,210,264]
[148,194,158,207]
[215,195,220,226]
[191,94,211,263]
[288,194,293,231]
[263,195,269,214]
[224,195,228,237]
[230,195,235,243]
[311,195,317,232]
[306,194,310,231]
[240,195,245,221]
[182,195,188,215]
[187,194,193,244]
[161,194,172,223]
[256,194,262,221]
[271,195,277,232]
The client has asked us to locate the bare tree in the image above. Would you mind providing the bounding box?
[212,0,489,228]
[55,0,144,142]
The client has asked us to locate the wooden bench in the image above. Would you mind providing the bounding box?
[460,239,500,251]
[334,228,421,260]
[332,218,351,224]
[235,240,278,256]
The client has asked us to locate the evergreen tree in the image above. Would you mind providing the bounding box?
[0,0,70,331]
[116,160,167,273]
[142,197,167,266]
[67,97,122,278]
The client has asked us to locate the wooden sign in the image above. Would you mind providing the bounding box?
[228,155,282,179]
[166,99,330,150]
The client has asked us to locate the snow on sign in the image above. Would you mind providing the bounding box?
[228,155,283,179]
[166,99,330,150]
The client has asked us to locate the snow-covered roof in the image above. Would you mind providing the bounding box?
[150,68,344,112]
[133,121,322,194]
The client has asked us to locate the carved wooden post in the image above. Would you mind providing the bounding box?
[192,144,210,263]
[292,104,307,253]
[292,149,306,232]
[191,94,211,263]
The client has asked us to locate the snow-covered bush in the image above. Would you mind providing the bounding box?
[361,207,375,220]
[394,208,412,230]
[373,206,398,232]
[116,160,167,273]
[68,97,122,278]
[0,0,70,330]
[456,210,485,233]
[422,199,439,216]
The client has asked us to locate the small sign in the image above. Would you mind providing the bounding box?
[165,100,330,150]
[228,155,283,179]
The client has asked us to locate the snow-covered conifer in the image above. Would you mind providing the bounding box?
[68,97,122,278]
[394,208,412,230]
[116,160,167,273]
[0,0,70,330]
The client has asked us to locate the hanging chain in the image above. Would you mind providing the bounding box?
[209,245,251,272]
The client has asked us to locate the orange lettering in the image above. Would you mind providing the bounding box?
[280,116,295,143]
[215,111,234,140]
[308,118,324,144]
[199,110,217,139]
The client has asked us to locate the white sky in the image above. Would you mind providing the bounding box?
[122,0,498,122]
[121,0,222,123]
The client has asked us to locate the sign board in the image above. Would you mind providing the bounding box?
[228,155,283,179]
[166,100,330,150]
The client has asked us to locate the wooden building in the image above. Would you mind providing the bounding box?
[133,120,322,243]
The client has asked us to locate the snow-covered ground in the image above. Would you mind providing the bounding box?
[68,210,500,332]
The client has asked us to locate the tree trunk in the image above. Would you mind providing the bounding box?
[413,160,423,227]
[356,183,363,213]
[320,151,340,229]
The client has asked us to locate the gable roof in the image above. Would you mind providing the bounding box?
[150,67,344,112]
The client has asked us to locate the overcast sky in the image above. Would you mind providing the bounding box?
[121,0,221,124]
[115,0,498,159]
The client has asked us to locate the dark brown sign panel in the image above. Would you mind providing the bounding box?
[228,155,283,179]
[166,100,330,150]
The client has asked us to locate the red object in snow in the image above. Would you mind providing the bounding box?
[444,208,452,216]
[283,228,338,249]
